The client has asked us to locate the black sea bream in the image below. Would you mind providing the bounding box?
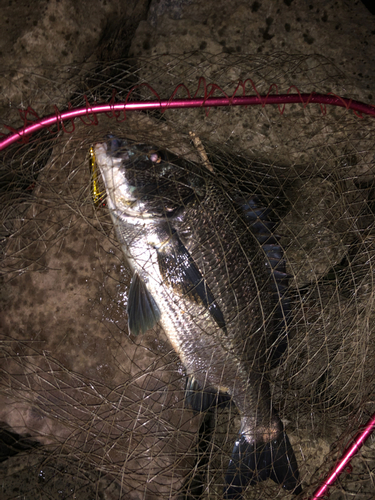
[94,137,301,499]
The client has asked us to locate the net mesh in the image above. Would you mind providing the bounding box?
[0,53,374,499]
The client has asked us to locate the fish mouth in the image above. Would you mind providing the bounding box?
[93,142,146,219]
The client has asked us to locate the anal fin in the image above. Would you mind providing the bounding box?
[185,375,232,413]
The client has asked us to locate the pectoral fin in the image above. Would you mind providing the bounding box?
[157,230,226,334]
[127,272,161,335]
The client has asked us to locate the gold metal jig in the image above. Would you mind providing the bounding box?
[89,146,106,207]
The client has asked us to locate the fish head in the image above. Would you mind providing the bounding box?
[94,137,204,220]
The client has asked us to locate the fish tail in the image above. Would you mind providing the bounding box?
[224,427,302,499]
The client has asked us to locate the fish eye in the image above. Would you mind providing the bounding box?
[149,153,162,163]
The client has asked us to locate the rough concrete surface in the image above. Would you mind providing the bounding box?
[1,0,375,499]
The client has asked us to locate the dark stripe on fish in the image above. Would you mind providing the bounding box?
[156,227,227,334]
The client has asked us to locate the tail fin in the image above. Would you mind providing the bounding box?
[224,430,302,499]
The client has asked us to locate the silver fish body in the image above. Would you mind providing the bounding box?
[94,138,301,498]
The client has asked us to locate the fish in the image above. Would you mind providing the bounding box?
[93,137,302,499]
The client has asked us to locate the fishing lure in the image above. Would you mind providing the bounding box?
[89,146,106,207]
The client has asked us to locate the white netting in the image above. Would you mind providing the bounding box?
[0,53,374,499]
